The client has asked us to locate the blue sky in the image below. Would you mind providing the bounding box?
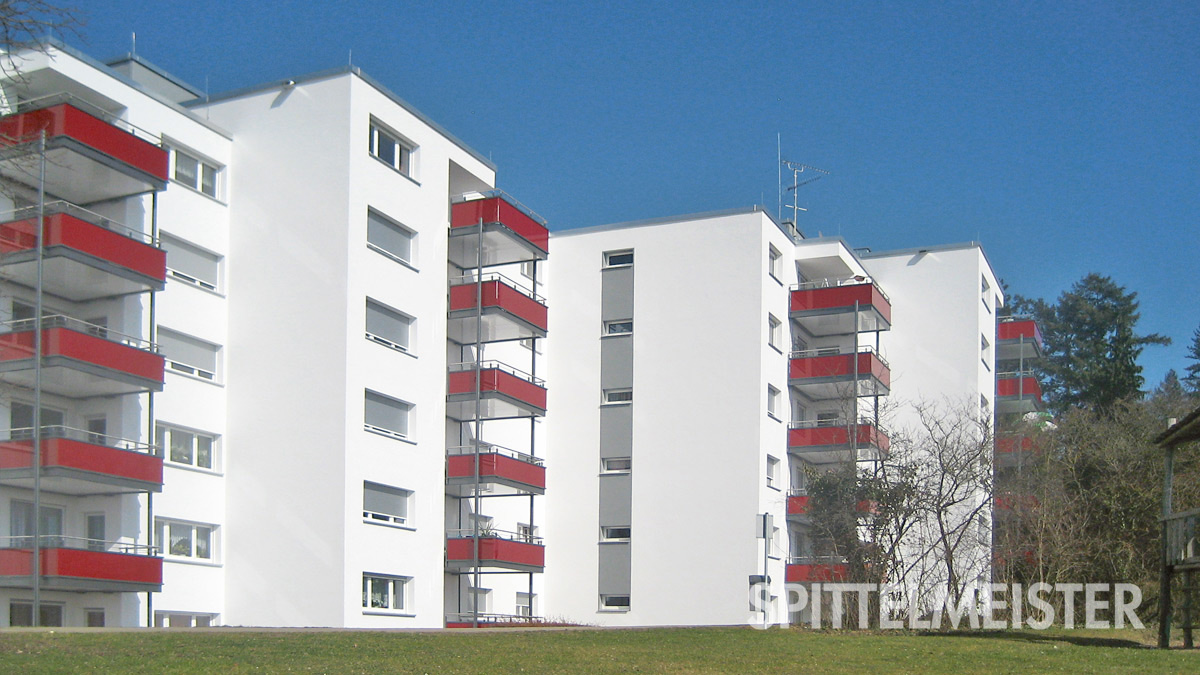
[76,1,1198,388]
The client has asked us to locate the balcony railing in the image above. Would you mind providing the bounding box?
[1,201,158,246]
[0,535,161,592]
[448,360,544,386]
[449,190,549,266]
[0,425,162,492]
[1,93,162,146]
[447,527,544,546]
[445,527,545,572]
[1,314,156,352]
[445,612,544,628]
[447,272,548,342]
[447,442,543,466]
[791,276,890,303]
[1163,508,1200,566]
[789,345,889,369]
[785,555,850,583]
[446,442,546,495]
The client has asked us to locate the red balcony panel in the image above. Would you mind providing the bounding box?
[998,320,1043,345]
[0,326,164,387]
[448,368,547,411]
[996,377,1043,401]
[788,424,890,454]
[446,537,545,569]
[0,547,161,591]
[994,494,1040,510]
[0,437,162,490]
[447,452,546,491]
[0,213,165,286]
[451,196,549,254]
[786,562,849,583]
[789,353,890,391]
[787,494,810,516]
[448,279,548,334]
[0,104,168,182]
[996,436,1035,454]
[791,283,892,326]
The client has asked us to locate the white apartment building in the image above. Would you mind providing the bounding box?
[0,42,1006,630]
[542,209,1001,626]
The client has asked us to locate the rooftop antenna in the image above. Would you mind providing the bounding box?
[779,156,830,237]
[131,32,136,56]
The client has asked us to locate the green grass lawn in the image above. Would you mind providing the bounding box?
[0,626,1196,674]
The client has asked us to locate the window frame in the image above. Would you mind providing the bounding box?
[362,573,413,614]
[365,298,415,354]
[155,518,217,563]
[767,385,782,420]
[364,389,414,441]
[362,481,414,528]
[601,526,631,542]
[603,319,633,337]
[368,119,416,179]
[766,455,781,490]
[366,208,417,267]
[601,457,632,474]
[160,233,223,293]
[158,327,222,383]
[600,594,631,611]
[602,388,633,406]
[768,314,783,351]
[156,423,219,472]
[768,245,783,282]
[169,146,222,200]
[602,249,634,269]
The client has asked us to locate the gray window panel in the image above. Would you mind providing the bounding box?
[365,391,411,436]
[161,234,220,288]
[599,405,633,458]
[600,338,634,389]
[601,267,634,321]
[366,299,411,348]
[598,542,632,595]
[363,481,410,519]
[599,474,632,525]
[367,211,413,262]
[158,329,219,373]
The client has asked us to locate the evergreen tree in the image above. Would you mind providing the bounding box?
[1185,327,1200,395]
[1016,274,1169,413]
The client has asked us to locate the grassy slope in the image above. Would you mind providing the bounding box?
[0,627,1196,674]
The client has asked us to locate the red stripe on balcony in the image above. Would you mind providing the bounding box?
[0,438,162,484]
[789,424,889,452]
[451,197,549,253]
[447,453,546,490]
[449,280,548,330]
[0,547,161,584]
[0,213,166,281]
[787,495,810,515]
[996,436,1035,453]
[0,327,164,383]
[997,377,1042,400]
[788,353,890,389]
[448,369,547,410]
[790,284,891,325]
[446,537,545,567]
[0,104,168,180]
[786,563,849,583]
[997,320,1043,345]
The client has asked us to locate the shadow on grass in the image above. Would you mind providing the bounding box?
[918,630,1150,649]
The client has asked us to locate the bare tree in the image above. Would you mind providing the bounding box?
[0,1,80,51]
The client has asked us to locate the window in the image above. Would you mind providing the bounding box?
[154,612,215,628]
[369,121,413,177]
[768,245,783,281]
[467,587,492,613]
[9,602,63,627]
[603,388,633,405]
[767,456,781,489]
[158,328,220,381]
[363,481,412,526]
[816,411,841,427]
[601,526,631,541]
[517,522,539,543]
[172,148,220,198]
[604,319,633,336]
[10,500,63,547]
[603,250,634,268]
[85,608,105,627]
[520,260,538,281]
[364,390,412,440]
[602,457,632,473]
[86,513,105,551]
[10,401,64,436]
[366,209,415,265]
[981,334,992,369]
[155,519,215,561]
[767,385,782,419]
[161,234,222,292]
[517,592,535,617]
[600,595,631,610]
[156,424,217,470]
[363,574,411,612]
[768,314,783,350]
[366,299,414,352]
[520,337,542,354]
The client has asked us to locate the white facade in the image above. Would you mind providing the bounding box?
[0,42,1003,630]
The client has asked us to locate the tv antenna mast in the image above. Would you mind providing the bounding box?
[776,138,829,238]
